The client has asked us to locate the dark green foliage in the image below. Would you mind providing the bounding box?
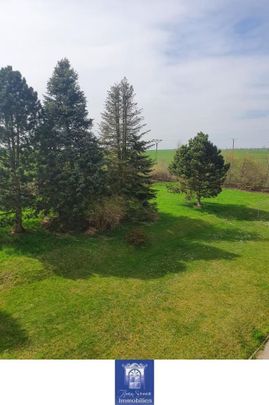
[0,66,41,232]
[37,59,104,229]
[169,132,230,207]
[126,199,158,222]
[100,77,155,213]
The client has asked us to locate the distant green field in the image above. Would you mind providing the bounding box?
[148,148,269,167]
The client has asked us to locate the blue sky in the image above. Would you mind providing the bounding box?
[0,0,268,148]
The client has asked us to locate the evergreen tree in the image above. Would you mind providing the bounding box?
[100,78,154,209]
[169,132,230,207]
[0,66,41,232]
[37,59,104,229]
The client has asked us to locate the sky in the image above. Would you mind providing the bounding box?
[0,0,269,149]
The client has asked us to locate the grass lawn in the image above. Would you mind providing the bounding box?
[1,185,269,359]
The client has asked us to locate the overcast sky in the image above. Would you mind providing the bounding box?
[1,0,269,149]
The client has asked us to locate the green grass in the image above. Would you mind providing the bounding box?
[148,148,269,167]
[1,186,269,358]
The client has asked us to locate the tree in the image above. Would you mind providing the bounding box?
[0,66,41,232]
[100,77,155,210]
[37,59,104,229]
[169,132,230,207]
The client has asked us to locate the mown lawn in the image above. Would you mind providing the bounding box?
[1,185,269,359]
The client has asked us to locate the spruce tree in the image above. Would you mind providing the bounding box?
[0,66,41,232]
[37,59,104,229]
[100,78,154,211]
[169,132,230,207]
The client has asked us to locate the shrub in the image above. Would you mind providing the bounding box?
[239,158,267,190]
[151,162,173,181]
[125,227,148,246]
[225,155,268,191]
[88,196,126,232]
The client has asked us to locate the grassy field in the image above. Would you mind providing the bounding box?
[1,185,269,359]
[148,148,269,167]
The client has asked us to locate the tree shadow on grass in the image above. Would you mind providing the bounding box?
[0,227,76,256]
[201,203,269,221]
[41,239,238,280]
[34,214,253,280]
[154,213,262,241]
[0,213,264,281]
[0,311,28,354]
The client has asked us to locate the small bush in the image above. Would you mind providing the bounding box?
[88,196,126,232]
[225,155,269,191]
[151,162,174,181]
[125,227,148,246]
[239,158,267,190]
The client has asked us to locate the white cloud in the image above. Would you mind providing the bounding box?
[0,0,269,148]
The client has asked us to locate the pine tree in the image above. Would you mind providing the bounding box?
[100,78,155,212]
[0,66,41,232]
[37,59,104,229]
[169,132,230,207]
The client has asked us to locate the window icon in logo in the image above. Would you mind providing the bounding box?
[122,363,147,390]
[129,368,141,389]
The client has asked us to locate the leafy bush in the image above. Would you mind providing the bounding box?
[88,196,126,232]
[125,227,148,246]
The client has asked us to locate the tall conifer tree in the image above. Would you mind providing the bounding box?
[37,59,103,228]
[0,66,41,232]
[100,78,154,209]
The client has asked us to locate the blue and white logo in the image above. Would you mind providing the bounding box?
[115,360,154,405]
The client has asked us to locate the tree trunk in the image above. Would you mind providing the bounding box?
[14,206,25,233]
[13,172,25,233]
[7,128,25,233]
[196,196,202,208]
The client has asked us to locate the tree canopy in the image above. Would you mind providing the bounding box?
[169,132,230,207]
[100,77,155,214]
[37,58,104,229]
[0,62,164,232]
[0,66,41,232]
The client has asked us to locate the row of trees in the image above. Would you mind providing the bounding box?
[0,59,154,232]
